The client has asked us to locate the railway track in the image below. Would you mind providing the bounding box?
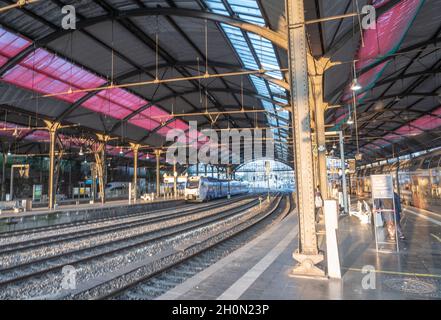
[0,195,251,239]
[71,194,290,300]
[0,195,256,255]
[0,195,267,299]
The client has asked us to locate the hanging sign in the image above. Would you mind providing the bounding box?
[370,174,394,199]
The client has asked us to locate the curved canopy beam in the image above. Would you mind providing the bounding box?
[70,8,288,51]
[109,87,289,134]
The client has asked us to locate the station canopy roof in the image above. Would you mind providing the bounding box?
[0,0,439,166]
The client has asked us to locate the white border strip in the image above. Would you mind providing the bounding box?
[217,228,297,300]
[156,214,297,300]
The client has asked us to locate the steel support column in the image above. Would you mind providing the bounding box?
[286,0,325,277]
[1,149,7,201]
[173,162,177,199]
[95,134,109,204]
[44,120,61,210]
[155,149,161,197]
[131,143,140,202]
[338,131,349,214]
[309,62,330,200]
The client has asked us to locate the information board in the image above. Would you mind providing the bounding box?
[32,184,42,201]
[370,174,394,199]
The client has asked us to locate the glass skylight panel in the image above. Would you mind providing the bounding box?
[203,0,289,159]
[205,0,229,15]
[273,96,288,104]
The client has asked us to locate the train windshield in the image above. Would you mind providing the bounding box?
[186,180,200,189]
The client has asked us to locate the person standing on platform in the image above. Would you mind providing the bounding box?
[338,186,344,214]
[394,192,405,240]
[314,186,323,223]
[331,183,339,201]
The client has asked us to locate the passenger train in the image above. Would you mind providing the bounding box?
[353,149,441,212]
[184,176,248,202]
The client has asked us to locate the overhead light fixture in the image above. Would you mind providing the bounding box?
[146,154,149,160]
[350,78,362,91]
[79,146,84,156]
[7,149,11,156]
[347,117,354,125]
[332,143,337,150]
[350,60,362,91]
[119,147,124,155]
[83,158,87,164]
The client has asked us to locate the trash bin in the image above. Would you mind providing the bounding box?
[22,199,32,212]
[26,199,32,211]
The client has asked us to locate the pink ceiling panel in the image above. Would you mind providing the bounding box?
[411,115,441,131]
[20,49,105,90]
[394,125,423,136]
[0,122,31,138]
[356,0,423,70]
[26,130,50,142]
[145,105,173,123]
[0,27,30,59]
[383,133,402,142]
[106,146,125,156]
[82,95,132,119]
[97,88,147,112]
[431,106,441,116]
[334,113,347,125]
[3,65,86,103]
[0,55,7,67]
[129,115,160,131]
[167,119,189,132]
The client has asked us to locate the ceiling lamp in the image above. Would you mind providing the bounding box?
[79,146,84,156]
[332,143,337,149]
[350,78,362,91]
[7,149,11,156]
[350,61,362,91]
[119,147,124,155]
[347,117,354,125]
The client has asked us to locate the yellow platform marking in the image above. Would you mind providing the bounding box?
[343,267,441,279]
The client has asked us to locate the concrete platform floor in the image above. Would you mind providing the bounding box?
[0,197,181,219]
[158,203,441,300]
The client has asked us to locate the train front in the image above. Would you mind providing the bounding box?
[185,176,201,201]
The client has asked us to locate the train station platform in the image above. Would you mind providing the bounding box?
[158,203,441,300]
[0,197,182,218]
[0,197,184,233]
